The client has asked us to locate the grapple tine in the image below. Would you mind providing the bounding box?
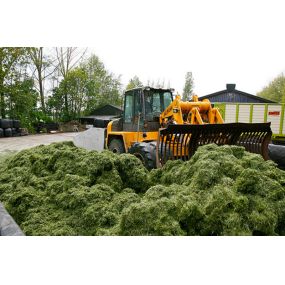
[157,123,272,167]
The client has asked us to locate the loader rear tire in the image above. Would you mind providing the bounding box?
[129,141,157,170]
[108,138,125,154]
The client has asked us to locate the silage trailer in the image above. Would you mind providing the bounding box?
[214,102,285,143]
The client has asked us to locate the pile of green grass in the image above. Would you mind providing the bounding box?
[0,150,17,164]
[0,142,284,235]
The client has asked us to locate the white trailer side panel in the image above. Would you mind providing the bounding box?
[267,105,282,134]
[252,105,265,123]
[225,105,236,123]
[238,105,251,123]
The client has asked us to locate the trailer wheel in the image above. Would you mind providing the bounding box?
[129,141,157,170]
[108,138,125,154]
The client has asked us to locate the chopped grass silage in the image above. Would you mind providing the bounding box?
[0,150,17,164]
[0,142,285,236]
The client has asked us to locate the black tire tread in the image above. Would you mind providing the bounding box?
[129,141,157,170]
[4,128,12,137]
[13,120,20,128]
[0,119,13,129]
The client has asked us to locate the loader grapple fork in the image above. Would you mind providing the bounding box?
[157,123,272,167]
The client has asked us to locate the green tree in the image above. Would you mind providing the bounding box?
[47,54,122,121]
[54,47,87,115]
[83,54,122,112]
[47,68,88,121]
[7,78,38,130]
[182,72,194,101]
[0,48,28,118]
[126,76,143,90]
[257,73,285,103]
[47,86,65,121]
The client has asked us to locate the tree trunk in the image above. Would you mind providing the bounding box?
[38,70,45,113]
[38,48,46,113]
[0,79,5,118]
[0,90,5,118]
[64,85,69,120]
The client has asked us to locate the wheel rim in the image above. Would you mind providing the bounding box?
[112,148,118,153]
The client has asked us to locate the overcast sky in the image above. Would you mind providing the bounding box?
[2,0,285,96]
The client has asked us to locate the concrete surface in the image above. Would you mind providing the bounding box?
[73,128,105,151]
[0,202,24,236]
[0,132,78,154]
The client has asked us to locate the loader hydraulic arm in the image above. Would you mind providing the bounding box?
[159,95,224,126]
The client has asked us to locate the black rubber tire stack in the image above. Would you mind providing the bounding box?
[0,119,21,137]
[13,120,21,136]
[13,120,20,128]
[128,141,157,170]
[4,128,12,137]
[12,128,18,136]
[0,119,12,129]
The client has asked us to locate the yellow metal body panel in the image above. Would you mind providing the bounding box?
[106,121,158,152]
[160,95,224,126]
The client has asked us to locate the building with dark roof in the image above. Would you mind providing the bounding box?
[80,104,123,128]
[200,84,275,103]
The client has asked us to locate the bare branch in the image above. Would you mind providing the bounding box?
[54,47,87,79]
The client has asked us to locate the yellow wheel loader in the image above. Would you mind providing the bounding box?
[101,86,272,169]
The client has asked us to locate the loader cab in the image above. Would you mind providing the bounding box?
[123,87,173,131]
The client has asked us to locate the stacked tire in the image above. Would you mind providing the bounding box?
[0,119,21,138]
[12,120,21,136]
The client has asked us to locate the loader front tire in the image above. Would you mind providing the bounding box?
[108,138,125,154]
[129,141,157,170]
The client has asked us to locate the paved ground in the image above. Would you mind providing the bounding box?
[0,202,24,236]
[0,132,78,154]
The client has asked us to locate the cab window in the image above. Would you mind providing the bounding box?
[163,92,172,109]
[134,90,142,116]
[124,92,133,123]
[152,93,161,112]
[144,90,173,115]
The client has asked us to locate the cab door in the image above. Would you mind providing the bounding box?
[123,89,143,131]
